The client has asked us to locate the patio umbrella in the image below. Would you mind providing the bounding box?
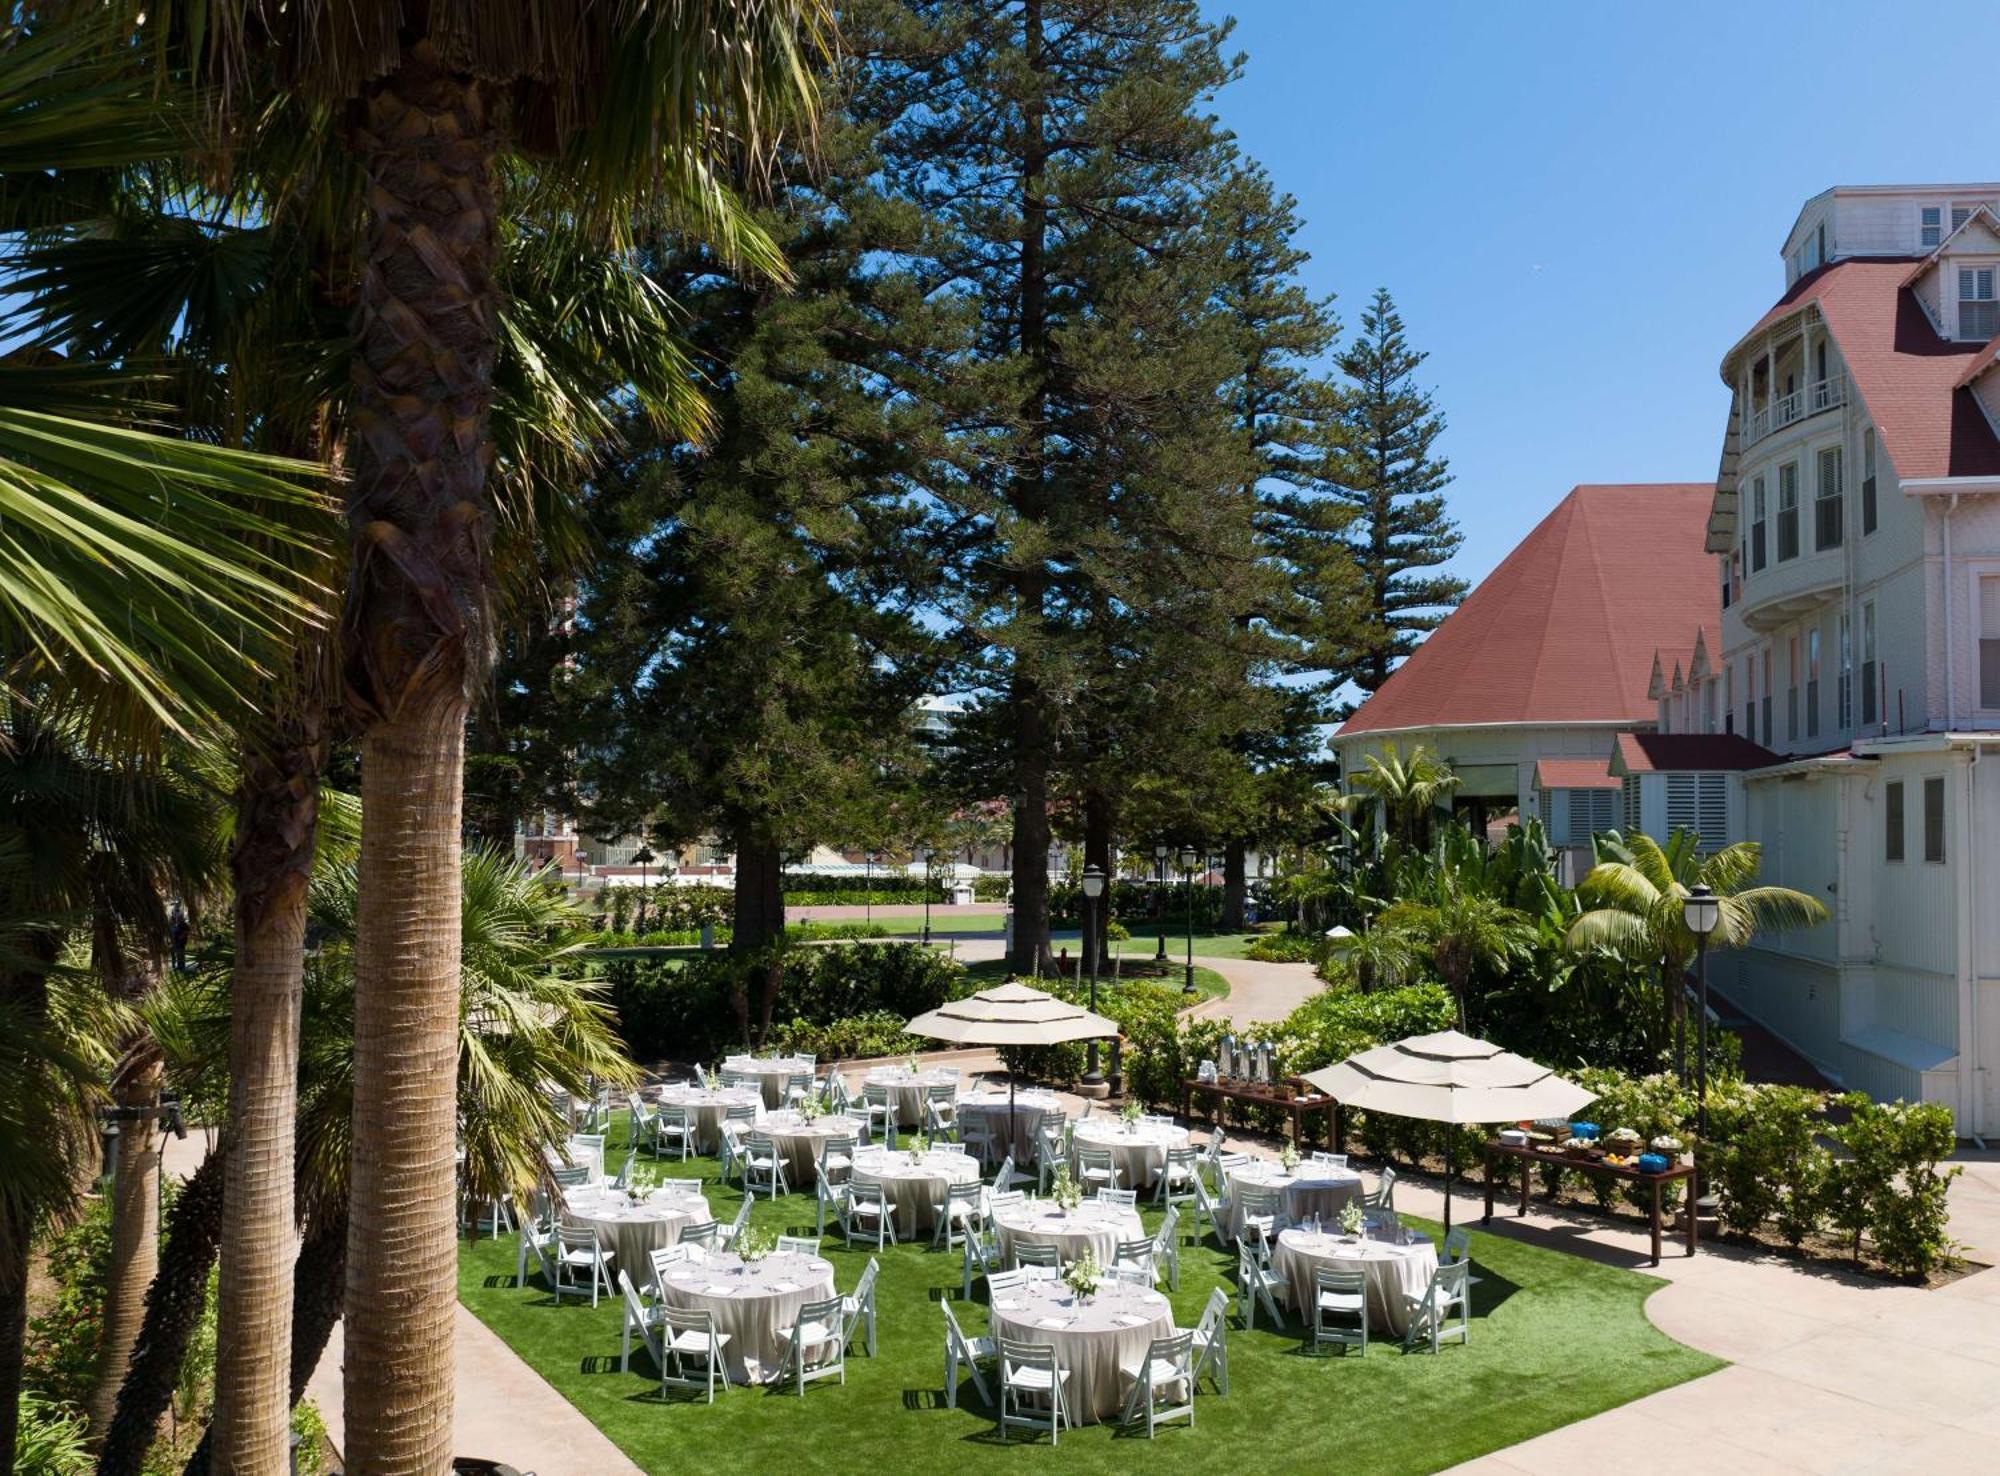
[905,981,1118,1152]
[1300,1029,1594,1233]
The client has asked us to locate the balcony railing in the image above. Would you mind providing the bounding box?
[1746,372,1846,445]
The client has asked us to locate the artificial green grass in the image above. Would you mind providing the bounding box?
[460,1117,1722,1475]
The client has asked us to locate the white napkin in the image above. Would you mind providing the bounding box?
[1115,1314,1145,1327]
[702,1284,736,1296]
[772,1281,800,1293]
[995,1300,1024,1311]
[1037,1316,1067,1330]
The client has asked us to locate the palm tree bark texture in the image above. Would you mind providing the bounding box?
[340,41,499,1474]
[211,708,325,1473]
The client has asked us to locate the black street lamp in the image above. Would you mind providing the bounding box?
[1154,842,1169,962]
[917,846,933,946]
[1081,865,1107,1087]
[1179,844,1199,995]
[1682,883,1721,1199]
[864,850,876,924]
[633,845,656,934]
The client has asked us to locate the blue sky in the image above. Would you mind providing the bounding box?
[1204,0,1999,589]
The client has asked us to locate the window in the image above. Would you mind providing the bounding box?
[1787,635,1799,742]
[1924,775,1946,863]
[1744,653,1756,743]
[1861,601,1878,728]
[1750,476,1768,572]
[1982,576,2000,709]
[1762,651,1773,744]
[1703,678,1716,733]
[1806,627,1821,739]
[1813,447,1843,550]
[1665,772,1732,852]
[1720,557,1732,611]
[1861,428,1878,535]
[1960,266,1998,341]
[1725,665,1735,735]
[1621,775,1641,836]
[1562,788,1617,847]
[1838,612,1853,728]
[1817,221,1828,265]
[1885,780,1905,861]
[1922,206,1943,248]
[1777,462,1801,561]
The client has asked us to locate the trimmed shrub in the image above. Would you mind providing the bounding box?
[767,1010,932,1061]
[1707,1082,1829,1246]
[1242,931,1317,963]
[1828,1095,1960,1278]
[1270,983,1456,1077]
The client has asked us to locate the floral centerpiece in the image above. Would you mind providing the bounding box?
[1120,1100,1144,1132]
[906,1054,923,1076]
[736,1226,775,1265]
[1049,1163,1082,1213]
[699,1066,720,1092]
[625,1181,649,1206]
[908,1131,931,1163]
[1278,1139,1301,1173]
[1338,1201,1365,1238]
[798,1094,827,1124]
[1063,1249,1102,1302]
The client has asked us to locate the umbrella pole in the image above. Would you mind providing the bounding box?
[1009,1074,1017,1174]
[1444,1133,1455,1236]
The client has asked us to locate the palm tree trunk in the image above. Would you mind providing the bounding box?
[340,39,501,1474]
[0,1202,31,1472]
[211,716,323,1473]
[86,1051,164,1444]
[103,1146,227,1474]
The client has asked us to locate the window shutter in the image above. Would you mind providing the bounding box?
[1665,773,1698,840]
[1697,774,1730,852]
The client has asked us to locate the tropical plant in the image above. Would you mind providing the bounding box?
[104,847,634,1470]
[1566,829,1829,1071]
[1376,882,1537,1029]
[1349,742,1460,848]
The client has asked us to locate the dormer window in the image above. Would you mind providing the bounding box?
[1923,206,1943,248]
[1953,205,1974,233]
[1959,265,1997,340]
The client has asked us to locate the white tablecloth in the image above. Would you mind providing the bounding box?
[1070,1119,1190,1194]
[549,1137,604,1182]
[864,1066,960,1128]
[1270,1227,1437,1339]
[656,1250,837,1384]
[988,1277,1175,1424]
[650,1085,764,1153]
[993,1199,1144,1269]
[562,1184,713,1282]
[1225,1161,1364,1240]
[849,1147,981,1238]
[756,1111,852,1186]
[723,1055,816,1109]
[956,1092,1058,1164]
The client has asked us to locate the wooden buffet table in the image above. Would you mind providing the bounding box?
[1181,1077,1338,1150]
[1481,1140,1697,1266]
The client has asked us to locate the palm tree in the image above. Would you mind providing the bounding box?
[102,11,829,1464]
[1567,829,1829,1072]
[105,848,633,1472]
[1379,881,1537,1029]
[1351,743,1461,849]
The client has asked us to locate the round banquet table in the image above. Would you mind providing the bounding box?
[955,1091,1058,1165]
[561,1183,713,1282]
[548,1137,605,1183]
[1225,1160,1364,1240]
[1069,1118,1190,1195]
[863,1065,960,1128]
[722,1054,816,1109]
[650,1084,764,1154]
[1270,1226,1438,1339]
[849,1146,981,1238]
[993,1198,1144,1269]
[756,1110,852,1187]
[655,1250,838,1384]
[988,1276,1175,1424]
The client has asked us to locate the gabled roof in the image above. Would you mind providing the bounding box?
[1721,259,2000,481]
[1534,757,1620,791]
[1898,204,2000,287]
[1336,484,1719,739]
[1612,731,1780,775]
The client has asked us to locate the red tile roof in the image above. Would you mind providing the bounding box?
[1533,757,1620,790]
[1725,259,2000,481]
[1612,731,1780,774]
[1337,484,1718,738]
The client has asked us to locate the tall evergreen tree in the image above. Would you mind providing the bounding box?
[858,0,1257,972]
[1333,287,1466,694]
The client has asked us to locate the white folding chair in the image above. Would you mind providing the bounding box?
[841,1256,881,1358]
[1367,1164,1398,1213]
[997,1337,1070,1445]
[934,1180,982,1251]
[1095,1187,1137,1210]
[961,1109,997,1167]
[776,1234,821,1257]
[1157,1146,1201,1210]
[814,1163,849,1238]
[515,1205,557,1288]
[1075,1146,1120,1194]
[653,1105,695,1162]
[861,1083,895,1143]
[1153,1204,1182,1291]
[742,1131,789,1199]
[1012,1241,1060,1272]
[819,1133,856,1186]
[941,1300,996,1409]
[1191,1175,1229,1246]
[617,1269,664,1374]
[842,1180,897,1251]
[1311,1266,1368,1355]
[1235,1238,1286,1331]
[548,1224,615,1306]
[660,1303,732,1402]
[1111,1237,1157,1285]
[776,1294,847,1394]
[1404,1259,1471,1353]
[962,1219,1001,1299]
[717,1194,753,1250]
[1118,1331,1195,1438]
[1188,1286,1230,1394]
[1235,1185,1282,1248]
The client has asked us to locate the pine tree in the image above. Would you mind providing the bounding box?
[1332,287,1466,693]
[857,0,1258,972]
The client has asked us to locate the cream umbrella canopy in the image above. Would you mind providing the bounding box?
[1300,1030,1594,1232]
[906,982,1119,1149]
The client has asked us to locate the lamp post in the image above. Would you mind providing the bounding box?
[633,845,656,934]
[864,850,875,924]
[1153,843,1169,962]
[1179,844,1198,995]
[917,846,933,946]
[1081,865,1107,1087]
[1682,883,1721,1198]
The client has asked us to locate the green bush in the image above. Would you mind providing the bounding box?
[24,1200,111,1409]
[291,1399,330,1476]
[1242,931,1317,963]
[1828,1095,1960,1278]
[13,1393,89,1476]
[1707,1082,1829,1246]
[787,921,892,942]
[973,875,1011,901]
[784,876,935,907]
[1270,983,1456,1077]
[766,1010,931,1061]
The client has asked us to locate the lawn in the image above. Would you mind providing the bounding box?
[460,1116,1722,1475]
